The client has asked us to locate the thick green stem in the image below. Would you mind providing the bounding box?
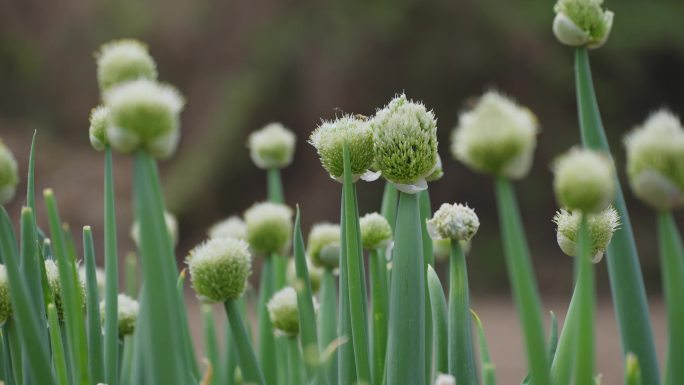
[448,241,477,385]
[202,305,220,385]
[83,228,104,383]
[338,189,358,385]
[224,300,266,385]
[419,190,434,384]
[256,257,278,385]
[319,269,338,385]
[287,338,306,385]
[386,192,425,385]
[493,178,549,385]
[369,248,389,385]
[103,148,119,385]
[380,182,398,231]
[427,266,448,376]
[574,215,595,385]
[657,212,684,385]
[574,47,659,384]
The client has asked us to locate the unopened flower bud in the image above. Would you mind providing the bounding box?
[553,0,614,49]
[553,207,619,263]
[553,147,615,213]
[101,293,139,336]
[0,139,19,205]
[248,123,296,170]
[287,257,323,293]
[359,213,392,250]
[244,202,293,256]
[371,94,438,193]
[96,39,157,92]
[0,265,11,323]
[186,238,252,302]
[427,203,480,243]
[267,286,300,337]
[89,106,110,151]
[307,222,340,269]
[130,211,178,247]
[208,215,247,240]
[451,91,538,179]
[624,109,684,211]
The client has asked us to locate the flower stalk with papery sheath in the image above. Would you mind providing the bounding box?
[553,0,613,49]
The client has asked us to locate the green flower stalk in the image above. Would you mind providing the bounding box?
[96,39,158,92]
[130,210,179,247]
[624,109,684,211]
[307,222,341,269]
[0,265,11,323]
[103,78,185,158]
[451,91,538,180]
[248,123,297,170]
[186,238,252,303]
[100,294,139,337]
[553,207,620,263]
[89,106,110,151]
[553,0,614,49]
[309,115,377,182]
[244,202,293,256]
[553,148,615,213]
[0,139,19,206]
[208,215,247,240]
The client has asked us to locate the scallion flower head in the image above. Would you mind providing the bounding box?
[186,237,252,302]
[130,211,179,247]
[100,293,139,336]
[267,286,300,337]
[89,105,110,151]
[553,0,614,49]
[0,139,19,205]
[103,79,184,158]
[96,39,157,92]
[624,109,684,211]
[553,206,620,263]
[553,147,615,213]
[248,122,296,170]
[427,203,480,243]
[45,259,86,320]
[244,202,293,256]
[451,91,538,179]
[359,212,392,250]
[0,265,11,323]
[371,94,438,193]
[208,215,247,240]
[287,257,323,293]
[309,115,377,182]
[307,222,341,269]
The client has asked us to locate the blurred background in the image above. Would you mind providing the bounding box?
[1,0,683,383]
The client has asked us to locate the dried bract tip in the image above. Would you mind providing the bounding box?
[244,202,293,256]
[553,147,615,213]
[248,123,296,170]
[427,203,480,242]
[359,212,392,250]
[553,0,614,49]
[186,237,252,302]
[553,206,620,263]
[208,215,247,240]
[267,286,300,336]
[96,39,157,91]
[0,139,19,205]
[451,91,538,179]
[307,222,341,269]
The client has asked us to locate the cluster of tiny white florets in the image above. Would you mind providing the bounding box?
[0,139,19,206]
[244,202,293,255]
[451,91,538,179]
[248,123,297,170]
[287,258,323,293]
[624,109,684,211]
[553,0,614,49]
[267,286,300,337]
[89,106,110,151]
[434,373,456,385]
[208,215,247,240]
[553,207,620,263]
[186,237,252,302]
[96,39,157,92]
[306,222,341,269]
[0,265,11,323]
[45,260,86,320]
[427,203,480,243]
[359,212,393,250]
[130,211,179,247]
[371,94,439,193]
[100,293,139,336]
[553,147,615,213]
[309,115,376,181]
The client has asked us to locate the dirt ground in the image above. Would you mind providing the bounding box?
[186,295,667,385]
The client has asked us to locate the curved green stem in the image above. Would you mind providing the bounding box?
[224,300,266,385]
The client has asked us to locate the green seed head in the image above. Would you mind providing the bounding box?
[130,211,179,247]
[89,106,110,151]
[101,293,139,336]
[553,147,615,213]
[103,79,184,158]
[186,237,252,302]
[96,39,158,92]
[0,265,11,323]
[244,202,293,256]
[359,212,392,250]
[209,215,247,240]
[451,91,538,179]
[45,260,86,320]
[307,222,340,269]
[553,207,620,263]
[553,0,614,49]
[624,109,684,211]
[248,123,296,170]
[371,94,438,193]
[267,286,299,336]
[427,203,480,242]
[287,257,323,293]
[0,139,19,206]
[435,374,456,385]
[309,115,376,181]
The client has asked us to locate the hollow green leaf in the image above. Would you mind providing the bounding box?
[178,270,199,380]
[369,248,389,385]
[472,310,497,385]
[427,265,448,376]
[224,300,266,385]
[448,241,477,384]
[419,190,434,384]
[380,182,398,232]
[287,337,306,385]
[338,188,357,385]
[125,253,138,297]
[82,227,104,383]
[202,305,219,385]
[47,304,69,385]
[573,215,595,385]
[319,268,338,385]
[256,257,278,385]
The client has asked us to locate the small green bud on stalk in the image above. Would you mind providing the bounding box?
[45,259,86,320]
[187,238,252,303]
[0,139,19,205]
[130,210,178,247]
[248,122,296,170]
[553,0,614,49]
[267,287,300,337]
[309,115,377,182]
[244,202,293,256]
[208,215,247,240]
[624,109,684,211]
[371,94,439,193]
[96,39,158,92]
[434,373,456,385]
[0,265,11,323]
[89,106,110,151]
[451,91,538,179]
[427,203,480,243]
[306,222,340,269]
[553,147,615,213]
[286,257,323,293]
[100,293,139,337]
[359,212,392,250]
[553,207,620,263]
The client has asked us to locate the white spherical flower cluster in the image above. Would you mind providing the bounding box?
[96,39,157,92]
[553,207,620,263]
[359,213,392,250]
[553,147,615,214]
[244,202,293,256]
[427,203,480,243]
[267,286,300,337]
[101,293,140,336]
[186,237,252,302]
[89,106,110,151]
[209,215,247,240]
[0,139,19,205]
[307,222,341,269]
[553,0,614,49]
[248,123,297,170]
